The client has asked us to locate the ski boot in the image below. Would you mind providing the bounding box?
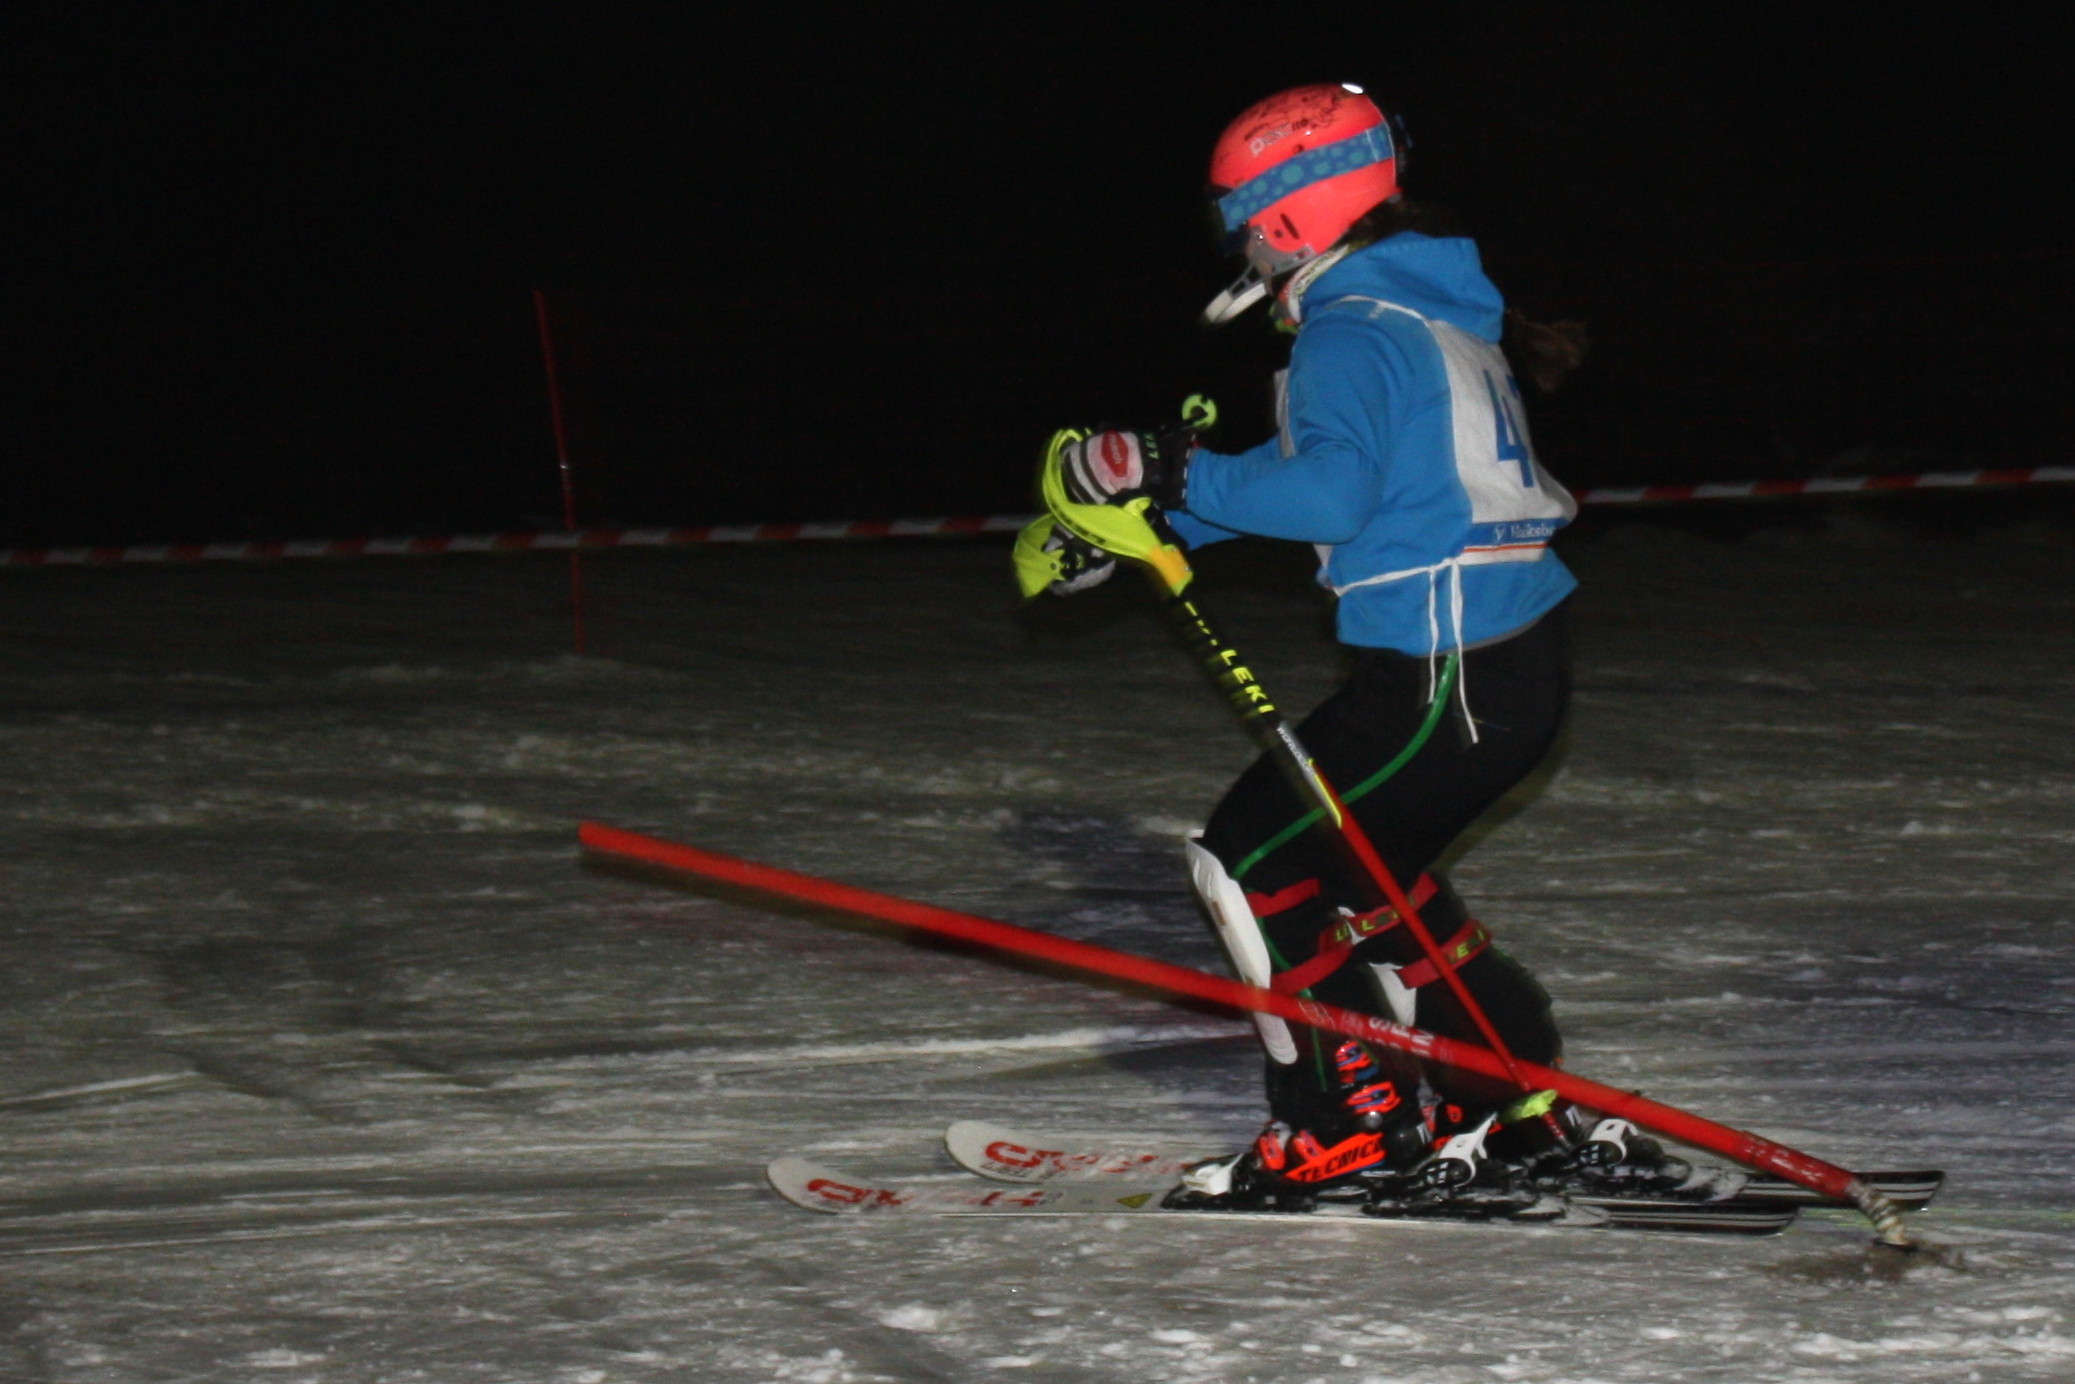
[1553,1117,1743,1199]
[1165,1041,1423,1212]
[1162,1128,1336,1211]
[1168,1044,1543,1217]
[1492,1094,1744,1201]
[1352,1111,1559,1221]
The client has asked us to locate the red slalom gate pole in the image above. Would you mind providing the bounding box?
[533,288,587,656]
[578,820,1912,1244]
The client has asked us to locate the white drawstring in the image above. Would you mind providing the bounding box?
[1297,293,1568,748]
[1341,556,1478,744]
[1445,560,1475,743]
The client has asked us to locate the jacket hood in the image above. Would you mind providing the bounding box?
[1300,231,1505,342]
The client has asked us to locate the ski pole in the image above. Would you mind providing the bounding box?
[577,821,1914,1247]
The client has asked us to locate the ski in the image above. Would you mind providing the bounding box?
[768,1157,1796,1234]
[583,824,1924,1244]
[945,1120,1944,1211]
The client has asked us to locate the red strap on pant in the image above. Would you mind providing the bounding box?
[1267,875,1441,994]
[1390,919,1490,990]
[1244,876,1321,918]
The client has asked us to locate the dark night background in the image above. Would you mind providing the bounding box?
[10,4,2071,547]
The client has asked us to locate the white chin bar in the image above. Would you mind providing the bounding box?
[1202,243,1352,328]
[1202,271,1272,326]
[1203,221,1306,326]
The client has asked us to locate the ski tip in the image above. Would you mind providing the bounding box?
[944,1119,1025,1164]
[944,1119,1072,1181]
[944,1120,1195,1186]
[1882,1171,1947,1206]
[766,1157,868,1213]
[945,1118,1011,1148]
[1743,1168,1944,1211]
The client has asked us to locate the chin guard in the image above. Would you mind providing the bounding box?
[1203,271,1272,326]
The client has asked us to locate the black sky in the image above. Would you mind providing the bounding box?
[11,4,2071,546]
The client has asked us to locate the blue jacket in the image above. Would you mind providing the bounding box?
[1168,233,1577,655]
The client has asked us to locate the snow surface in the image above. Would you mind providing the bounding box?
[2,520,2072,1382]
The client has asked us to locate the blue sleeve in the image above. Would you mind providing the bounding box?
[1171,315,1411,545]
[1163,507,1245,549]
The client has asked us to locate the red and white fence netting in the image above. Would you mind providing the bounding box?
[5,465,2072,567]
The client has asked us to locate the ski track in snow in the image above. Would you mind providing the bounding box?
[1,527,2072,1381]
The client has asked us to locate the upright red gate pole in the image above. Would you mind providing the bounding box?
[533,288,587,656]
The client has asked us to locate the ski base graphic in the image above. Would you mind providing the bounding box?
[767,1157,1797,1235]
[946,1120,1944,1211]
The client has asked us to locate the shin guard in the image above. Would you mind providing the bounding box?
[1185,834,1298,1065]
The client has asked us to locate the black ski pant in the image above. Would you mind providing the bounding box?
[1198,600,1572,1141]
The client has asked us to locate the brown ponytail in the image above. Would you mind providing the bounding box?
[1502,308,1588,394]
[1340,198,1588,392]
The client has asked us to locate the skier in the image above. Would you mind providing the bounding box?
[1041,83,1636,1207]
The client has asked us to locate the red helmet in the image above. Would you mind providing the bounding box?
[1204,83,1402,324]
